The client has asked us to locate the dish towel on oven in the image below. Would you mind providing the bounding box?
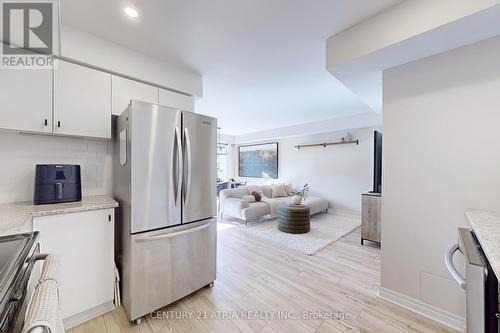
[38,254,58,284]
[22,255,64,333]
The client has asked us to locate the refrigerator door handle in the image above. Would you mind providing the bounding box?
[183,127,192,206]
[172,130,178,205]
[135,222,212,243]
[173,127,182,207]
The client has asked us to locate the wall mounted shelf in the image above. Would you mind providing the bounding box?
[294,139,359,149]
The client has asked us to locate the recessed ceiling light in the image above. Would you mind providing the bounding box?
[124,7,138,18]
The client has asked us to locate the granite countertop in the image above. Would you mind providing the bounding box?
[465,209,500,278]
[0,195,118,233]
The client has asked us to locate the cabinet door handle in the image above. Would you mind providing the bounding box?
[108,215,112,222]
[57,121,61,128]
[44,119,48,126]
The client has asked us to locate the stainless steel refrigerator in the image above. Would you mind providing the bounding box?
[113,101,217,323]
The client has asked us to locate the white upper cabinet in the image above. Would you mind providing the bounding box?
[54,60,112,139]
[159,88,194,112]
[0,67,52,133]
[111,76,158,115]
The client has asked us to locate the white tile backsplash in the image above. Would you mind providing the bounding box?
[0,131,109,203]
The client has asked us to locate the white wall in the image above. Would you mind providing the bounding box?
[0,132,109,203]
[239,127,374,214]
[233,111,381,144]
[381,35,500,324]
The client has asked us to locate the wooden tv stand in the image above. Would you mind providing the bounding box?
[361,192,381,245]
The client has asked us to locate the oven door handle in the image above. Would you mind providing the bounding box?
[33,253,49,262]
[445,244,466,290]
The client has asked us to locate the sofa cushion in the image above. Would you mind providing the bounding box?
[260,185,272,198]
[245,185,263,196]
[261,196,292,217]
[271,184,288,198]
[241,202,271,220]
[284,184,294,196]
[242,195,256,203]
[220,187,248,199]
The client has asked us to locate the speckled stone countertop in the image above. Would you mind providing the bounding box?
[466,209,500,278]
[0,195,118,233]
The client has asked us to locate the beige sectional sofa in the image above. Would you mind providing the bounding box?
[220,184,329,225]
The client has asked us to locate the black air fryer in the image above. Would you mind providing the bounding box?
[34,165,82,205]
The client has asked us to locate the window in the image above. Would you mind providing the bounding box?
[217,143,229,182]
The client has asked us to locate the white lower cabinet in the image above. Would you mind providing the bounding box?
[32,209,115,324]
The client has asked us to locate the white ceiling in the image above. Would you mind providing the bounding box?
[60,0,400,135]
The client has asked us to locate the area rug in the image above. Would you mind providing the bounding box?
[242,213,361,255]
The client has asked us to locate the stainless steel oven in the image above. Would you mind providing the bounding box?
[445,228,499,333]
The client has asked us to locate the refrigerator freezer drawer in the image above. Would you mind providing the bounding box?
[128,219,217,320]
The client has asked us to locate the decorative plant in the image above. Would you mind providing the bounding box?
[292,183,310,201]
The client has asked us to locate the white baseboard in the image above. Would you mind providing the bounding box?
[378,287,464,332]
[63,301,115,329]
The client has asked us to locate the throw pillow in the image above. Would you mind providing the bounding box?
[251,191,262,202]
[260,185,272,198]
[284,184,294,196]
[271,184,287,198]
[242,195,256,203]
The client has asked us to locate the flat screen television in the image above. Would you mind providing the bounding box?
[373,131,382,193]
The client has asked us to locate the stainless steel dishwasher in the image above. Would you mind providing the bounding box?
[445,228,499,333]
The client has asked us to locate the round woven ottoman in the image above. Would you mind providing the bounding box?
[277,204,310,234]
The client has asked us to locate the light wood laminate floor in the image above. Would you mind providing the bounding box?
[67,216,458,333]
